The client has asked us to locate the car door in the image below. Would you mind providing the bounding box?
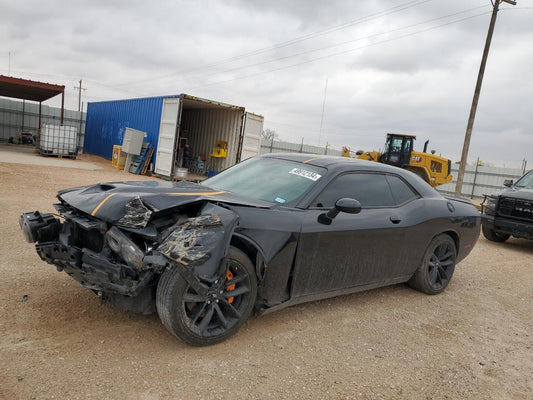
[290,171,422,298]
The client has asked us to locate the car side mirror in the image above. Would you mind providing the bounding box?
[503,179,513,187]
[318,198,362,225]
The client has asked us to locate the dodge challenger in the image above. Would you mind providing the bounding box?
[20,154,480,346]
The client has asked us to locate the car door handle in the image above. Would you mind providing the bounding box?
[390,216,402,224]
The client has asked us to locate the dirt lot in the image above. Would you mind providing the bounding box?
[0,145,531,400]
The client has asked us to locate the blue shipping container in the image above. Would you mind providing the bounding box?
[84,96,179,161]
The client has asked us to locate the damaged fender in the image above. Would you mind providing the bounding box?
[157,203,240,293]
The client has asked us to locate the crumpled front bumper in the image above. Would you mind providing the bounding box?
[20,210,157,297]
[20,203,240,299]
[36,241,155,296]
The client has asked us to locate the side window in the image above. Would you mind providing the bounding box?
[313,173,395,208]
[403,140,412,153]
[385,175,419,205]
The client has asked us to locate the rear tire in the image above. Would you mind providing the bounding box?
[482,225,510,243]
[156,246,257,346]
[408,234,457,295]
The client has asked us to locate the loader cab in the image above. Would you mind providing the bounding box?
[379,134,415,167]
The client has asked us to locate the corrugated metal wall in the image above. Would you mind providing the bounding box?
[180,108,243,172]
[84,96,168,160]
[260,138,343,156]
[0,98,86,148]
[438,164,526,198]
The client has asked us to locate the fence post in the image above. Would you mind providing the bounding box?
[471,157,480,199]
[21,100,25,132]
[78,106,84,154]
[270,138,274,153]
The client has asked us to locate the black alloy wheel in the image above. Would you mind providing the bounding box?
[157,246,257,346]
[408,234,457,295]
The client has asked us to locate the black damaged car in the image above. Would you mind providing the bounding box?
[20,154,480,346]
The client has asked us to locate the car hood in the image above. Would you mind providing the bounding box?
[58,180,272,224]
[501,186,533,201]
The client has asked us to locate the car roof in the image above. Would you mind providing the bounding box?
[262,152,395,171]
[260,152,440,197]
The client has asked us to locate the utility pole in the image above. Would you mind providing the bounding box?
[74,79,87,112]
[455,0,516,196]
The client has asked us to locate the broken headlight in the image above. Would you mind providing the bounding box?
[105,226,144,269]
[19,212,60,243]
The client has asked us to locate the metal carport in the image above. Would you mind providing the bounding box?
[0,75,65,128]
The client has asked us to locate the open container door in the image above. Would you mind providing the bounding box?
[238,112,264,162]
[155,97,182,178]
[179,94,245,173]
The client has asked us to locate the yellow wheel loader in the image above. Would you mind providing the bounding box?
[343,133,452,188]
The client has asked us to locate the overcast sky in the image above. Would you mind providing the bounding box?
[1,0,532,167]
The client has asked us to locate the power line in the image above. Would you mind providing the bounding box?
[2,2,504,105]
[113,0,436,89]
[0,66,151,99]
[2,3,493,102]
[212,0,434,62]
[85,79,149,97]
[173,5,488,87]
[1,7,494,105]
[184,11,491,92]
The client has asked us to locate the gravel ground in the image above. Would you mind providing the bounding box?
[0,145,531,400]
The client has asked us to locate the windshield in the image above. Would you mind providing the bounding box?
[201,157,326,204]
[514,171,533,188]
[385,136,403,153]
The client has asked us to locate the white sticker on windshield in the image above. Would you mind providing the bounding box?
[289,168,322,181]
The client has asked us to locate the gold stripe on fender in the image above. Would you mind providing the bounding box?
[302,157,320,164]
[91,193,117,216]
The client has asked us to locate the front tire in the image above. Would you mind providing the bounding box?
[156,246,257,346]
[482,225,510,243]
[408,234,457,295]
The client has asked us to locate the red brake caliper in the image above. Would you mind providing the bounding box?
[226,269,236,304]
